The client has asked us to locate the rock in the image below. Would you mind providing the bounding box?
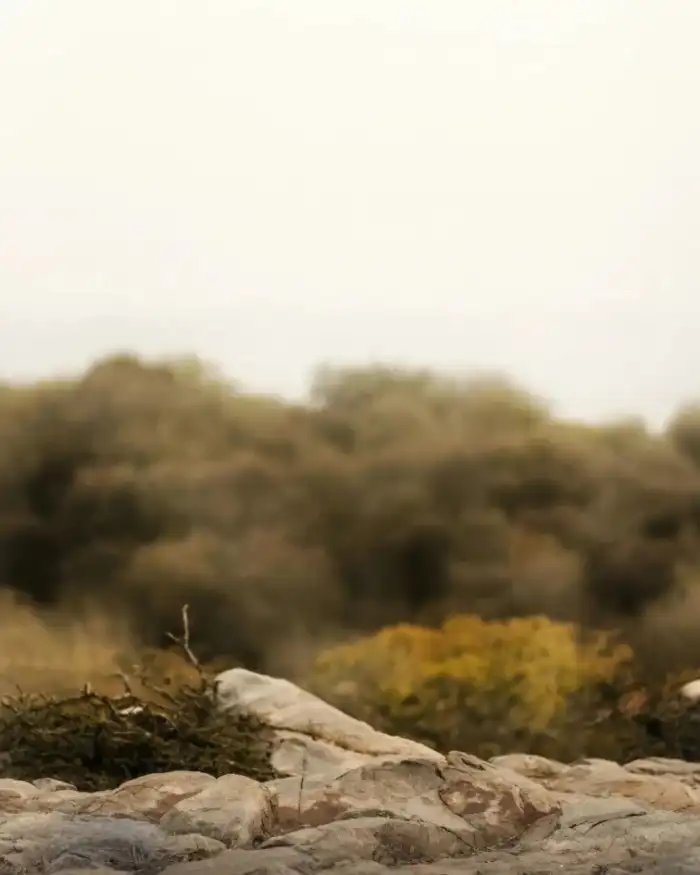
[270,749,559,848]
[680,678,700,701]
[271,756,465,833]
[7,669,700,873]
[45,870,131,875]
[156,846,305,875]
[270,729,377,778]
[546,760,700,812]
[159,773,277,847]
[625,757,700,783]
[102,771,217,822]
[263,815,475,867]
[0,811,225,873]
[32,778,77,793]
[214,667,444,769]
[541,805,700,856]
[489,752,568,780]
[0,779,41,814]
[437,751,559,846]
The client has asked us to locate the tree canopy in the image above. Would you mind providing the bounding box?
[2,354,700,678]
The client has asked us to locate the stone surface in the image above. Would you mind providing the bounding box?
[0,811,225,873]
[503,754,700,812]
[215,667,444,769]
[159,774,276,847]
[2,668,700,873]
[680,678,700,701]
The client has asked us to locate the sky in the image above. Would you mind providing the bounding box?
[2,1,700,427]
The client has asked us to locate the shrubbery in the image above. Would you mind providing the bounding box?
[0,610,277,790]
[3,353,700,764]
[308,614,700,763]
[2,605,700,785]
[0,678,276,791]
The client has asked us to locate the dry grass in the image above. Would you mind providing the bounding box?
[0,591,139,698]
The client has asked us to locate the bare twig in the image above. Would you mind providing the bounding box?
[165,604,202,672]
[116,670,134,697]
[0,604,276,790]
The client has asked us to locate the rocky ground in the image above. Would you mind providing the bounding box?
[2,668,700,874]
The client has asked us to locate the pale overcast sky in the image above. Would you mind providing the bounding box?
[2,1,700,426]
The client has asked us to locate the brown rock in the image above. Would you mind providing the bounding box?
[160,773,277,848]
[438,752,560,848]
[548,762,700,812]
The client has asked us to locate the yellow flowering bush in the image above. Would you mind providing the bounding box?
[308,615,634,759]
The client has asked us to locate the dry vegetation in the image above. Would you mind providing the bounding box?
[3,353,700,766]
[0,605,276,789]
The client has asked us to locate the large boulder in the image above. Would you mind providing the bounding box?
[269,750,558,843]
[214,666,444,777]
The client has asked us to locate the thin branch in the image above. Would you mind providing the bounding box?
[165,604,202,671]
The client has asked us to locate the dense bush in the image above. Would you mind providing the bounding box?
[0,608,278,790]
[0,665,277,791]
[307,614,700,764]
[308,614,629,757]
[3,353,700,681]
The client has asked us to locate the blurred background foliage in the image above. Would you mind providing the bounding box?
[4,354,700,762]
[306,613,699,763]
[308,615,632,744]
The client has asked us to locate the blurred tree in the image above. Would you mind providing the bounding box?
[1,357,700,676]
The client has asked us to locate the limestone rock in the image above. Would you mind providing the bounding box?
[214,667,444,768]
[0,811,225,873]
[437,751,559,847]
[5,669,700,874]
[159,773,276,847]
[625,756,700,783]
[263,815,474,867]
[546,759,700,812]
[489,752,568,780]
[274,755,472,839]
[269,729,377,778]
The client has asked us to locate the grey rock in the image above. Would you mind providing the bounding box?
[214,667,444,766]
[263,815,475,867]
[4,669,700,875]
[0,811,224,872]
[150,846,305,875]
